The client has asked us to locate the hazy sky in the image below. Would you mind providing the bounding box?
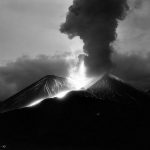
[0,0,83,64]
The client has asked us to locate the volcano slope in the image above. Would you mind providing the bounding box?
[0,75,69,113]
[0,74,150,150]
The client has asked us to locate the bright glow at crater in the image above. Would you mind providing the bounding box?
[28,98,44,107]
[54,90,70,99]
[53,59,93,99]
[67,59,93,91]
[27,55,95,108]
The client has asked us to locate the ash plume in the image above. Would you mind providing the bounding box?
[60,0,129,76]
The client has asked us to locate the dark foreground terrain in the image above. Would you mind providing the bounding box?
[0,75,150,150]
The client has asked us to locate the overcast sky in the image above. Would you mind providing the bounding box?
[0,0,83,64]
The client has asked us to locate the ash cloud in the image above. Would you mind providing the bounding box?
[111,0,150,90]
[112,53,150,90]
[0,55,69,101]
[60,0,129,76]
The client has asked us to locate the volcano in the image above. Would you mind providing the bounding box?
[87,74,149,105]
[0,75,69,113]
[0,74,148,113]
[0,74,150,149]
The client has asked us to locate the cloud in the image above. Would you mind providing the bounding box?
[110,0,150,90]
[115,0,150,55]
[112,52,150,90]
[0,55,69,101]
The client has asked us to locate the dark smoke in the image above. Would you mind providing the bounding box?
[60,0,129,76]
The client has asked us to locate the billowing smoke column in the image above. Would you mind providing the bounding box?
[60,0,129,76]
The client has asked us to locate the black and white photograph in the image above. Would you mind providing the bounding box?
[0,0,150,149]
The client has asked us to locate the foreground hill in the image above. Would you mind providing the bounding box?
[0,74,150,150]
